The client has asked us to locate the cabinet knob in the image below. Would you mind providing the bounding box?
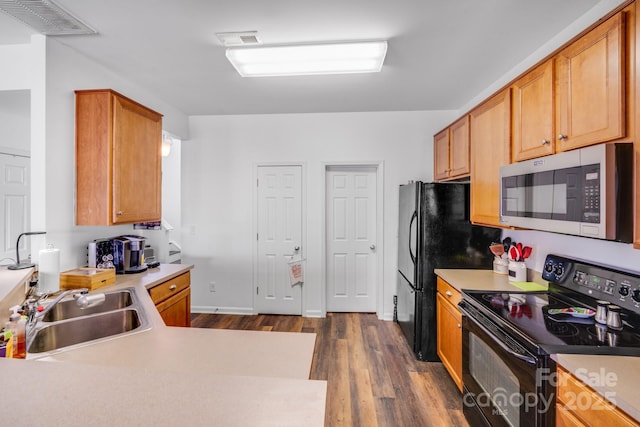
[445,290,452,297]
[169,284,177,291]
[541,139,550,145]
[557,134,568,141]
[457,323,461,329]
[116,211,123,216]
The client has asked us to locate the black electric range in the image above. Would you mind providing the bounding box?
[459,254,640,427]
[463,253,640,356]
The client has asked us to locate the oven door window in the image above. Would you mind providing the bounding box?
[463,315,548,427]
[469,333,522,427]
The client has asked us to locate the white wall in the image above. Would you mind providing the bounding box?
[0,90,30,153]
[41,37,190,270]
[0,36,190,270]
[183,110,456,319]
[505,230,640,276]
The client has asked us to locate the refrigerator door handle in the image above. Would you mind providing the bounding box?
[409,211,417,264]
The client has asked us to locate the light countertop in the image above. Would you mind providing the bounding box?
[434,268,548,293]
[0,264,327,426]
[436,268,640,422]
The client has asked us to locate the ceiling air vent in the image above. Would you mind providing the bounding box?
[0,0,96,35]
[216,31,261,47]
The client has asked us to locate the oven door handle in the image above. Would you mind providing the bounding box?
[461,307,537,365]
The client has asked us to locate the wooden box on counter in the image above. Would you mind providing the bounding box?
[59,268,116,290]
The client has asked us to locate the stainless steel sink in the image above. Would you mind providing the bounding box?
[42,289,133,322]
[26,287,150,357]
[28,309,142,354]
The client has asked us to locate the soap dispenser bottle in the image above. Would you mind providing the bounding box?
[7,306,26,358]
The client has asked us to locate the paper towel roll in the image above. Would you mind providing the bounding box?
[39,245,60,294]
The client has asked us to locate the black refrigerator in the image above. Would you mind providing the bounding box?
[396,181,500,361]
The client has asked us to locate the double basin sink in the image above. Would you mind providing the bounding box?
[27,287,150,357]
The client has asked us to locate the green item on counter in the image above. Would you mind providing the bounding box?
[510,281,548,291]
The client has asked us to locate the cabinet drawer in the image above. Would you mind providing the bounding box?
[437,277,461,307]
[556,404,586,427]
[149,272,190,304]
[556,367,638,427]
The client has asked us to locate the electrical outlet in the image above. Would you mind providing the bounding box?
[209,281,216,292]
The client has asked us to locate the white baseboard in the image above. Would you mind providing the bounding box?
[191,306,255,315]
[379,312,394,321]
[303,309,324,318]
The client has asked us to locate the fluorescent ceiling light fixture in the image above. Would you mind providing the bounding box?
[225,41,387,77]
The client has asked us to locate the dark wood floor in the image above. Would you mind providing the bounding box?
[191,312,469,427]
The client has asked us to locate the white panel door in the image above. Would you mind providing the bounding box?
[0,154,29,262]
[255,165,303,315]
[326,165,377,312]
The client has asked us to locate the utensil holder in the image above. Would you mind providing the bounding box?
[493,257,508,275]
[508,261,527,282]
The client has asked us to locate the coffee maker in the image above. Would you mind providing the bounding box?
[88,235,148,274]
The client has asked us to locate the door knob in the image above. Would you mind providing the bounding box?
[370,244,376,250]
[294,246,300,251]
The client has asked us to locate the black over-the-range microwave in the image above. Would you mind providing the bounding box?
[499,142,633,242]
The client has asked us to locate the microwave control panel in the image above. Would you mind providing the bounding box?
[582,163,600,223]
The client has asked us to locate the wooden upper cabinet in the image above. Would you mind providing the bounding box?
[555,12,625,151]
[511,60,555,161]
[76,89,163,225]
[434,128,450,181]
[434,115,470,181]
[470,89,511,227]
[449,116,471,177]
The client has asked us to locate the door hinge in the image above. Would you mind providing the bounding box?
[256,233,259,241]
[257,178,259,187]
[256,286,259,295]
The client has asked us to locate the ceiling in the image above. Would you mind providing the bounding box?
[0,0,602,116]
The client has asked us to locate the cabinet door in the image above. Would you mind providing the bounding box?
[555,12,625,151]
[155,287,191,327]
[512,60,555,161]
[436,292,463,392]
[112,94,162,224]
[470,89,511,227]
[449,115,470,177]
[434,128,450,181]
[556,367,638,427]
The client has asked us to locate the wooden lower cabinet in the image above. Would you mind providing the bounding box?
[436,277,463,392]
[148,272,191,327]
[556,366,639,427]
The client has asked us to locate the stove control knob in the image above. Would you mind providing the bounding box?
[544,262,554,274]
[554,265,564,277]
[619,285,630,297]
[632,289,640,303]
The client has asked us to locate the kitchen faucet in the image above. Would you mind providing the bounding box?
[25,288,106,342]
